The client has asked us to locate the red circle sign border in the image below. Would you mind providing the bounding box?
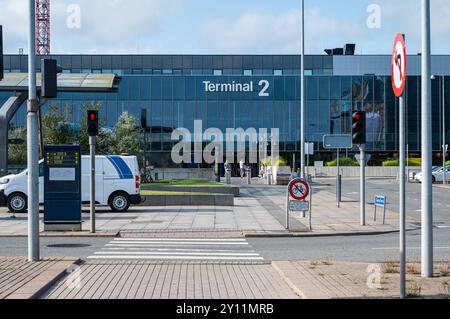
[391,33,407,97]
[289,179,310,201]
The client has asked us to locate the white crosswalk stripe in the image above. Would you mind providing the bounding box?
[87,238,264,261]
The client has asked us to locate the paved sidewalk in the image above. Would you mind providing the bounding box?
[242,185,419,236]
[0,183,417,237]
[0,256,80,299]
[272,260,450,299]
[43,261,299,299]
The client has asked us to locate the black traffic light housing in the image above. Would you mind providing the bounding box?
[41,59,58,98]
[87,110,99,136]
[0,26,4,81]
[352,111,366,145]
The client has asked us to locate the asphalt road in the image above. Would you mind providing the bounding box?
[1,230,449,263]
[249,229,450,263]
[0,237,111,259]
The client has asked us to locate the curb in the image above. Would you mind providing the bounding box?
[271,261,305,299]
[0,232,119,238]
[243,227,420,238]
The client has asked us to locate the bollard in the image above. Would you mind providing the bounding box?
[267,168,272,185]
[226,170,231,184]
[247,168,252,185]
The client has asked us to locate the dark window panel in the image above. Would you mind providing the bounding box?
[81,55,92,68]
[212,56,223,69]
[232,56,243,69]
[92,56,102,68]
[132,56,142,68]
[182,55,193,68]
[172,56,183,69]
[111,56,122,69]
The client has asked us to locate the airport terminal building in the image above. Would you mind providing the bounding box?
[1,52,450,170]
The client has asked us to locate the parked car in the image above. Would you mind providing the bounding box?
[414,166,450,183]
[0,155,141,213]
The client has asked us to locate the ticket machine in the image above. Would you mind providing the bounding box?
[44,145,82,231]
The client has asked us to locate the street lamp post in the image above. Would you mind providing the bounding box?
[421,0,433,278]
[443,76,447,185]
[300,0,305,179]
[27,0,40,261]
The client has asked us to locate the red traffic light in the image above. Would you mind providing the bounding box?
[353,113,361,121]
[90,113,96,121]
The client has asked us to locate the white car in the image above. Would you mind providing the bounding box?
[414,166,450,183]
[0,155,142,213]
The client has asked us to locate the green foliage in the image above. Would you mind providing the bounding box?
[109,112,141,156]
[41,104,74,145]
[382,158,421,167]
[260,156,287,167]
[7,127,27,165]
[326,157,359,167]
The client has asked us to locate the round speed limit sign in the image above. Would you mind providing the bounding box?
[289,179,310,201]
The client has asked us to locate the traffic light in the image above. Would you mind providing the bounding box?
[352,111,366,145]
[0,26,4,81]
[41,59,58,98]
[87,110,99,136]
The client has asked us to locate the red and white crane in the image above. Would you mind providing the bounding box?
[35,0,50,55]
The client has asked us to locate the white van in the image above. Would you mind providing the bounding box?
[0,155,142,213]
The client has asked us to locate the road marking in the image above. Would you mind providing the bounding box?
[114,238,245,243]
[104,247,256,253]
[94,251,261,257]
[88,238,263,261]
[107,242,249,246]
[87,255,264,261]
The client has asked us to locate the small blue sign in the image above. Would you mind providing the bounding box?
[375,195,386,207]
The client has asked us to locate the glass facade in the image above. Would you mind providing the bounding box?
[1,54,450,168]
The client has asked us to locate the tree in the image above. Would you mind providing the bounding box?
[110,112,141,156]
[8,127,27,166]
[41,104,74,145]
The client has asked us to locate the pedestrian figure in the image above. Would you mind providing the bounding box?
[239,159,245,180]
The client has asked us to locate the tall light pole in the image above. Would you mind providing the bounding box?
[28,0,40,261]
[421,0,433,278]
[300,0,305,178]
[443,76,447,185]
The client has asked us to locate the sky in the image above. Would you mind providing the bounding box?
[1,0,450,55]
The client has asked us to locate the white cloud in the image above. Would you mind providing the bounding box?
[0,0,184,54]
[200,8,363,54]
[199,1,450,54]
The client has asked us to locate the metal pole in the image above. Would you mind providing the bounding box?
[337,149,340,207]
[286,183,290,230]
[399,95,406,299]
[27,0,40,262]
[89,136,96,233]
[443,76,447,185]
[421,0,433,278]
[359,145,366,226]
[300,0,305,178]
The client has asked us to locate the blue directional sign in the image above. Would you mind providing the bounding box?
[375,195,386,207]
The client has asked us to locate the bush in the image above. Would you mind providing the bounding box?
[261,156,287,167]
[382,158,421,167]
[326,157,359,167]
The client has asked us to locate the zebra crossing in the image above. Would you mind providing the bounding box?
[87,238,264,262]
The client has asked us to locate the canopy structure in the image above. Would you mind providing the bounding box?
[0,72,118,92]
[0,73,119,176]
